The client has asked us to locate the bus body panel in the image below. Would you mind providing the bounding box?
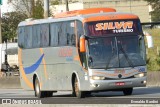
[19,46,90,91]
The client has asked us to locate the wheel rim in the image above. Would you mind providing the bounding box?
[75,78,79,96]
[35,80,40,96]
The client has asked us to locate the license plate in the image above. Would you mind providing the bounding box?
[115,82,125,86]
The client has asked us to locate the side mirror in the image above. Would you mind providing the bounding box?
[144,31,153,48]
[80,35,86,52]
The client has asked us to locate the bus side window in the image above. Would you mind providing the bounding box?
[50,23,59,46]
[18,27,25,48]
[66,21,75,46]
[76,21,84,46]
[40,24,49,47]
[32,25,41,48]
[24,26,32,49]
[58,22,67,46]
[71,34,76,46]
[67,33,71,45]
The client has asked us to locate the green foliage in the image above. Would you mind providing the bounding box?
[2,0,44,42]
[147,57,160,71]
[8,0,44,18]
[50,0,59,5]
[145,28,160,71]
[32,0,44,19]
[1,12,27,42]
[144,0,160,21]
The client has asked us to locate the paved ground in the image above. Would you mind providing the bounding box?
[0,72,160,106]
[0,76,20,89]
[0,87,160,98]
[0,87,159,106]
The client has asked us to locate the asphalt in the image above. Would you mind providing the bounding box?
[0,75,21,89]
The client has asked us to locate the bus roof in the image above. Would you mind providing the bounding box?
[18,8,139,27]
[54,8,116,18]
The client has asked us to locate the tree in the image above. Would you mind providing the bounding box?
[8,0,34,17]
[144,0,160,21]
[8,0,44,19]
[50,0,59,5]
[32,0,44,19]
[1,12,27,42]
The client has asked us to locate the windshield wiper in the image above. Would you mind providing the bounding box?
[119,44,134,68]
[105,41,115,70]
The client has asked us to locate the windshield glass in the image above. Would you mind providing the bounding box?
[88,35,146,69]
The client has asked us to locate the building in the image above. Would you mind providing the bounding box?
[51,0,151,22]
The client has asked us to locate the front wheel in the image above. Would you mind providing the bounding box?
[72,77,85,98]
[34,78,45,98]
[123,88,133,96]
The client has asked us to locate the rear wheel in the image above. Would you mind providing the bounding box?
[34,78,45,98]
[73,77,85,98]
[123,88,133,95]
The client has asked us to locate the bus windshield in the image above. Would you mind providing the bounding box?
[88,35,146,69]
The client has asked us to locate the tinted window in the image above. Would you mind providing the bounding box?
[66,21,75,46]
[24,26,32,48]
[50,23,59,46]
[32,25,41,48]
[50,21,76,46]
[40,24,49,47]
[59,22,67,46]
[76,21,84,39]
[18,27,25,48]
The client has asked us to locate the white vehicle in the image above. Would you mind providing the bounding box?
[18,8,153,98]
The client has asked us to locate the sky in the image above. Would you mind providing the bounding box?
[1,0,13,15]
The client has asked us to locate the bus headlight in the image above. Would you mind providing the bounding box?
[134,73,146,78]
[90,76,105,80]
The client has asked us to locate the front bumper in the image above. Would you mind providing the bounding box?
[86,77,146,91]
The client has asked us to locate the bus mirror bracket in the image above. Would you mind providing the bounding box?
[80,35,86,53]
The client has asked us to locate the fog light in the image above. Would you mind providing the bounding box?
[143,80,147,84]
[91,84,99,87]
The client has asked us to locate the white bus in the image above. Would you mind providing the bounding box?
[18,8,152,98]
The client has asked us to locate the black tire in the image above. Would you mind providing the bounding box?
[123,88,133,96]
[45,91,53,97]
[34,78,45,98]
[85,91,91,95]
[72,77,85,98]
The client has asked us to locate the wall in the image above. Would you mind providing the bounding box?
[51,0,150,22]
[50,3,84,15]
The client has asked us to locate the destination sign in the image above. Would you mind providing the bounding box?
[86,20,141,36]
[95,21,133,33]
